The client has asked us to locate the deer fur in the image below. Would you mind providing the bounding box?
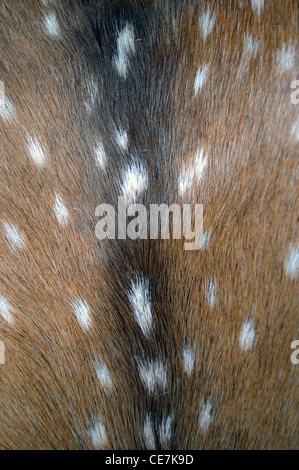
[0,0,298,449]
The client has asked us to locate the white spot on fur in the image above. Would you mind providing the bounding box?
[182,344,196,378]
[198,399,212,432]
[143,414,172,450]
[0,96,15,121]
[202,228,212,251]
[72,298,92,331]
[0,295,13,324]
[198,7,216,41]
[143,414,156,450]
[43,12,60,37]
[116,129,128,150]
[239,319,256,351]
[93,357,113,392]
[159,415,172,449]
[27,138,47,166]
[194,64,209,96]
[276,43,296,71]
[121,159,148,202]
[113,23,135,79]
[243,34,259,58]
[206,279,217,308]
[128,278,153,337]
[194,150,208,181]
[136,358,168,395]
[85,79,98,114]
[54,194,69,225]
[3,222,25,250]
[251,0,264,20]
[178,149,207,197]
[290,120,299,142]
[94,141,106,169]
[284,245,299,279]
[237,35,259,79]
[89,416,107,449]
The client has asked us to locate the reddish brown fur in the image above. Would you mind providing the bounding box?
[0,0,298,449]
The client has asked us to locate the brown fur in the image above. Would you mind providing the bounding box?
[0,0,298,449]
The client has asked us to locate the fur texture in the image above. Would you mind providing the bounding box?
[0,0,298,449]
